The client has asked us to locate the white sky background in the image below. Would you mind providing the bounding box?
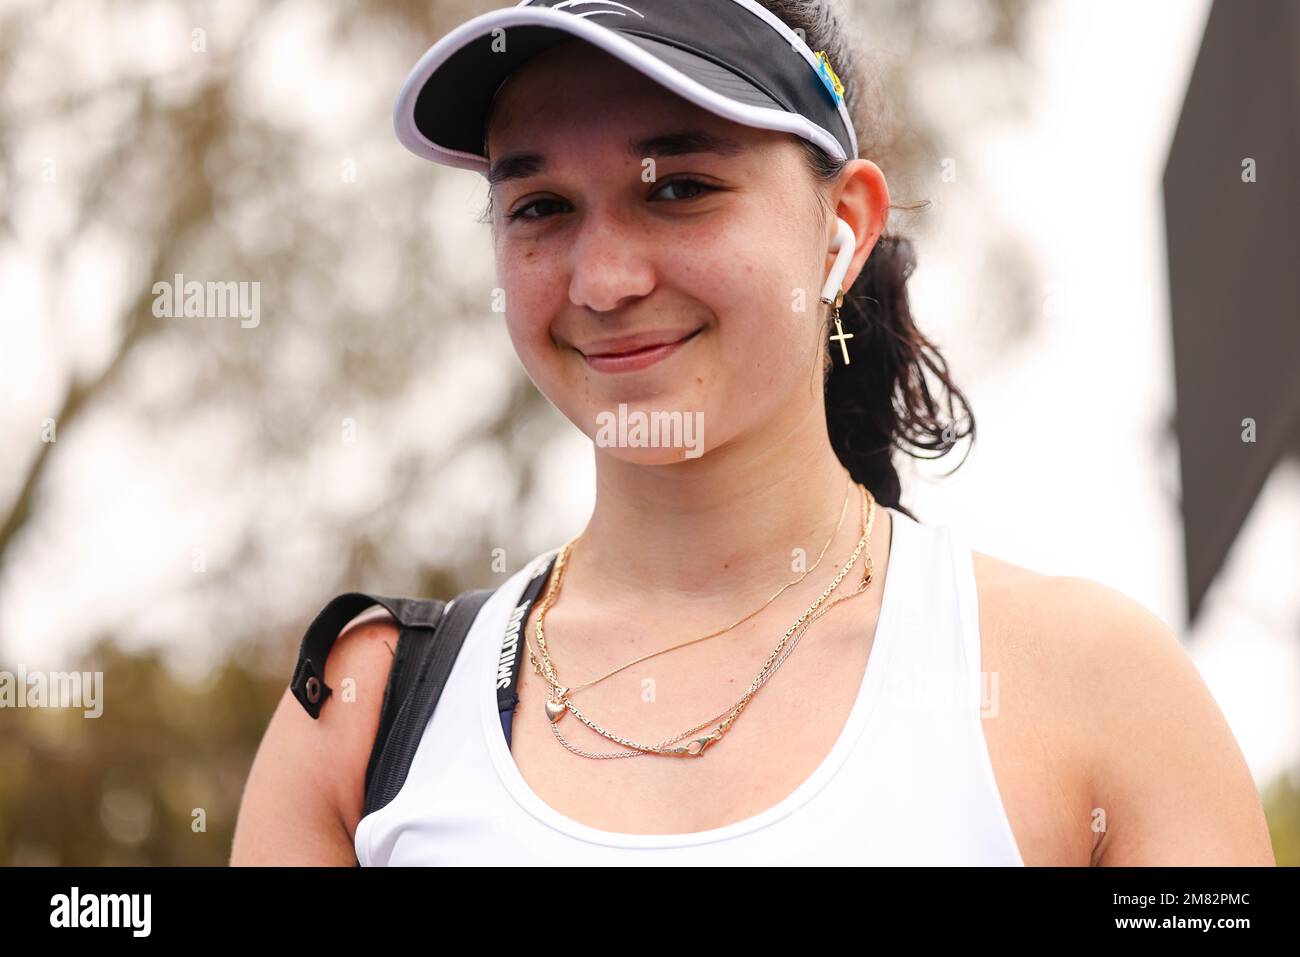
[1,0,1296,787]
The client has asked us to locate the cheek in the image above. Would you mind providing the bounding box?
[500,250,563,356]
[689,254,816,381]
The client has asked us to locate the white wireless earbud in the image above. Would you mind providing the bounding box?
[821,217,858,365]
[819,217,856,305]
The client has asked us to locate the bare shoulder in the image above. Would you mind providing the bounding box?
[311,609,403,829]
[230,608,400,865]
[969,550,1275,866]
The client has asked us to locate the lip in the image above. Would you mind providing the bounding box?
[579,327,703,374]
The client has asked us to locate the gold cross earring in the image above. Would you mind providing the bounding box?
[827,288,853,365]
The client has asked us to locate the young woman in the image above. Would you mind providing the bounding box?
[232,0,1275,866]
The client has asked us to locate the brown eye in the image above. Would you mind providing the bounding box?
[507,198,569,222]
[651,178,717,202]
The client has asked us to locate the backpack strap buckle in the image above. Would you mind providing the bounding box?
[290,592,436,719]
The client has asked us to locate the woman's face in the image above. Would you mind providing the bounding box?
[486,40,847,466]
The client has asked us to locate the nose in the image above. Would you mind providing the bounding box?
[567,208,655,314]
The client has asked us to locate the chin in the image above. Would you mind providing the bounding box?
[594,444,709,466]
[579,399,710,464]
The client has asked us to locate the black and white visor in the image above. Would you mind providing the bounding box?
[394,0,859,176]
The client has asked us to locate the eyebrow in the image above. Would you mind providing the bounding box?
[487,129,746,189]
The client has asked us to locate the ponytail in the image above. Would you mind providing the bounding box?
[822,232,975,520]
[760,0,976,519]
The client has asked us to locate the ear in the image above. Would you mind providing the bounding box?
[828,159,890,291]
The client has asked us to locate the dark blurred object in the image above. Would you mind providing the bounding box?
[1163,0,1300,624]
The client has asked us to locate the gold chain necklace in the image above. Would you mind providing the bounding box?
[525,472,855,716]
[529,484,875,757]
[552,535,876,760]
[537,484,874,757]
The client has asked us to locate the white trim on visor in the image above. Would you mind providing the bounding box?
[393,0,859,176]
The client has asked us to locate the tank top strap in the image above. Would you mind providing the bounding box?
[872,509,980,717]
[942,522,983,679]
[933,520,1001,729]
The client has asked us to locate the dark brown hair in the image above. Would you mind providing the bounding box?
[758,0,975,520]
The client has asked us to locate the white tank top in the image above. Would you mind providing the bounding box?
[354,506,1025,865]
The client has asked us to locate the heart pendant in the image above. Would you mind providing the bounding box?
[544,697,566,722]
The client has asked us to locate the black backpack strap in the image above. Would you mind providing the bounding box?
[287,585,497,866]
[289,593,447,720]
[359,586,496,818]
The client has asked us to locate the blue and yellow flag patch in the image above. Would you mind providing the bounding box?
[813,50,844,106]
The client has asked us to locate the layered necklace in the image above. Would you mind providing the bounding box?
[521,481,878,758]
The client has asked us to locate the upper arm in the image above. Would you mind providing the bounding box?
[230,612,400,866]
[1053,578,1276,866]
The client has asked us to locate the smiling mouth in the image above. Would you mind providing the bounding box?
[579,327,703,374]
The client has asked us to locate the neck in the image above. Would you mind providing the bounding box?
[564,402,859,607]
